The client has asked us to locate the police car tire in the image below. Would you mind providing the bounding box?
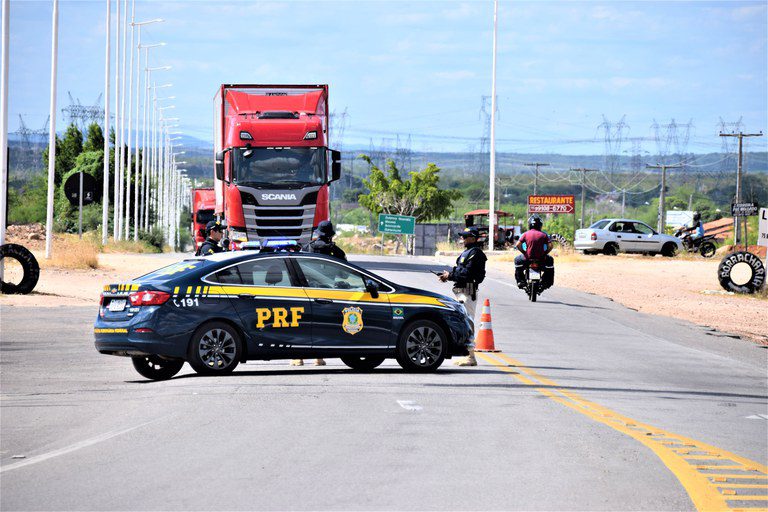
[187,322,242,375]
[131,356,184,381]
[340,356,385,371]
[0,243,40,294]
[396,319,446,372]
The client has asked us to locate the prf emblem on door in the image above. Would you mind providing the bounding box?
[342,306,364,335]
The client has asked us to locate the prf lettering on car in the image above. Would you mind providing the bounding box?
[255,307,304,328]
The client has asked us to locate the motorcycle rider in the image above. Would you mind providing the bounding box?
[437,226,487,367]
[680,211,705,248]
[291,220,346,367]
[515,215,554,291]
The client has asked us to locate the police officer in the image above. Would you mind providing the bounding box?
[304,220,347,261]
[196,221,227,256]
[437,226,487,367]
[291,220,346,367]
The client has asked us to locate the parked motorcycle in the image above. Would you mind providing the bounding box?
[674,227,717,258]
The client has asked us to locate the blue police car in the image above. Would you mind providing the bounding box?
[95,251,473,380]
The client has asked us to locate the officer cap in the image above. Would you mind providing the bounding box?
[459,226,480,238]
[206,220,225,233]
[316,220,336,237]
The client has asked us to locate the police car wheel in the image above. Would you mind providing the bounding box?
[396,320,446,372]
[341,356,385,371]
[131,356,184,381]
[188,322,242,375]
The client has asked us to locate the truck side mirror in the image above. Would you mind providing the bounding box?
[330,149,341,182]
[215,151,225,181]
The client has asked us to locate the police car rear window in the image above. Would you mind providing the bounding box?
[136,260,207,281]
[208,259,294,287]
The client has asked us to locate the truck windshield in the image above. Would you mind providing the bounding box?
[234,147,326,188]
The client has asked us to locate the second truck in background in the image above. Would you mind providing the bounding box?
[213,84,341,248]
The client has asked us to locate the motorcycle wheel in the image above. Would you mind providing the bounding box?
[700,242,716,258]
[529,281,538,302]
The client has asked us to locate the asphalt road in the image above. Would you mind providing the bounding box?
[1,255,766,511]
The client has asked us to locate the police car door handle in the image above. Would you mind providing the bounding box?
[238,293,254,299]
[314,298,333,304]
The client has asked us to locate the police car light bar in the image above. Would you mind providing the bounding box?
[265,239,298,247]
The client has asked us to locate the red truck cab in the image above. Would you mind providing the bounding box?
[191,188,216,250]
[213,84,341,247]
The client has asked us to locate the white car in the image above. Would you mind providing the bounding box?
[574,218,682,256]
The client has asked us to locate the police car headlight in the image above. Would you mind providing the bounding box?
[440,299,467,317]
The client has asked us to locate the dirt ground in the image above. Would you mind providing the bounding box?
[486,251,768,345]
[2,248,766,345]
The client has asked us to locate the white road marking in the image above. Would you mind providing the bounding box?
[0,419,159,473]
[397,400,423,411]
[745,414,768,420]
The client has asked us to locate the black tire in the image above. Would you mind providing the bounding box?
[717,251,766,294]
[131,355,184,381]
[341,356,385,371]
[529,281,538,302]
[700,242,716,258]
[396,320,446,372]
[603,243,618,256]
[187,321,242,375]
[0,243,40,294]
[661,242,678,257]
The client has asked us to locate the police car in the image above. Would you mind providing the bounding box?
[95,251,473,380]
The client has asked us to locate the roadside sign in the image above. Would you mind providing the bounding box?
[665,210,694,227]
[64,172,98,207]
[528,195,575,214]
[759,208,768,248]
[378,214,416,235]
[731,202,759,217]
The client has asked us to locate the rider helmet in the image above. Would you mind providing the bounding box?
[692,211,701,222]
[528,215,543,230]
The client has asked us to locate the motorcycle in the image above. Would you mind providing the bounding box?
[524,260,544,302]
[674,227,717,258]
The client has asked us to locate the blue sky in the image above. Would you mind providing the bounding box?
[7,0,768,155]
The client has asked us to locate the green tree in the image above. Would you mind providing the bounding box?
[42,123,83,185]
[83,122,105,152]
[357,155,461,223]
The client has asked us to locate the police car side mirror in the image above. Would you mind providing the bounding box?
[365,279,379,299]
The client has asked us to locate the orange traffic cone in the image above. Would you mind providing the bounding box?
[474,298,500,352]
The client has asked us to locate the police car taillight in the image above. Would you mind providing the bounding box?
[129,291,171,306]
[99,293,105,306]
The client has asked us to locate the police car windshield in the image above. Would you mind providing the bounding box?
[234,147,326,189]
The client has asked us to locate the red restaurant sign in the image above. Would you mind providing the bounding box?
[528,195,575,214]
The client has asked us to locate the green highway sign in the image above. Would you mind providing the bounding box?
[378,214,416,235]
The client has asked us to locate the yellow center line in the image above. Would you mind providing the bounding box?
[476,352,768,512]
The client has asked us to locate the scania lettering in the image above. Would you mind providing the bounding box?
[213,84,342,247]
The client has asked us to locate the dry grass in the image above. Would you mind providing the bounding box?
[40,235,100,270]
[101,239,162,254]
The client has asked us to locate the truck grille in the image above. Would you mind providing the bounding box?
[242,204,315,243]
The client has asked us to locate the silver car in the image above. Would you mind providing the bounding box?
[574,219,682,256]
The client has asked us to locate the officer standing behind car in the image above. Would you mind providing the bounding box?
[438,226,487,367]
[291,220,346,367]
[304,220,347,261]
[195,221,228,256]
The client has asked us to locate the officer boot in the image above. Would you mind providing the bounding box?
[290,359,304,366]
[314,358,326,366]
[453,348,478,366]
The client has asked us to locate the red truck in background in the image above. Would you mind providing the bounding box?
[191,188,216,250]
[213,84,341,247]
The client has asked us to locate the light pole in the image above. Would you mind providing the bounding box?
[1,0,9,276]
[130,18,163,240]
[488,0,498,251]
[116,0,129,239]
[101,0,111,245]
[147,85,171,228]
[45,0,59,258]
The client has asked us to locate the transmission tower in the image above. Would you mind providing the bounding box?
[477,95,491,174]
[62,92,105,130]
[717,117,744,180]
[12,114,49,169]
[651,118,693,164]
[394,133,413,170]
[598,115,628,179]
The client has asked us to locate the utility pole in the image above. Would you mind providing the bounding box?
[571,168,598,229]
[719,131,763,245]
[488,0,498,251]
[45,0,59,259]
[524,162,549,195]
[1,0,9,279]
[646,163,683,233]
[621,189,626,217]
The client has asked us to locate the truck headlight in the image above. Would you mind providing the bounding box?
[229,228,248,243]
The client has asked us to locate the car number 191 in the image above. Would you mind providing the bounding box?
[173,298,199,308]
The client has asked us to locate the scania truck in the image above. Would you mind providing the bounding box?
[213,84,341,247]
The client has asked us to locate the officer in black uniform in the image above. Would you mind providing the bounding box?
[437,226,487,366]
[304,220,347,261]
[292,220,345,367]
[196,221,227,256]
